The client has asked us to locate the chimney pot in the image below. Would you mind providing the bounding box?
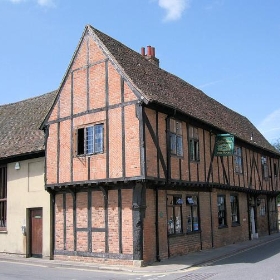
[141,47,145,56]
[151,47,155,57]
[147,46,152,56]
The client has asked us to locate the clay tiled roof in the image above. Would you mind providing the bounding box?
[89,25,278,155]
[0,91,57,160]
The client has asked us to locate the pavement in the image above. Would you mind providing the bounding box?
[1,233,280,274]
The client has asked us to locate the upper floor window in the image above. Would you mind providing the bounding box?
[189,126,199,161]
[261,156,269,180]
[234,146,242,174]
[0,165,7,231]
[230,195,239,225]
[77,124,104,156]
[274,163,278,177]
[217,195,227,228]
[167,194,183,235]
[186,195,200,232]
[169,119,183,157]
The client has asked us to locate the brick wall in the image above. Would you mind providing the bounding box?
[54,188,134,260]
[143,188,156,264]
[211,190,249,248]
[46,33,141,186]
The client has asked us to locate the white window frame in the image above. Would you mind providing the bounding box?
[169,119,183,157]
[77,123,104,156]
[186,195,200,232]
[234,146,243,174]
[189,126,199,161]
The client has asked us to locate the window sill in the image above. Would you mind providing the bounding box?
[168,232,184,238]
[0,230,7,234]
[218,225,228,229]
[76,152,104,157]
[171,154,184,159]
[231,222,241,227]
[186,230,201,235]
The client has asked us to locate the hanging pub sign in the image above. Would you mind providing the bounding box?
[214,134,234,156]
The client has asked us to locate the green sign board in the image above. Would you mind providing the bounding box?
[214,134,234,156]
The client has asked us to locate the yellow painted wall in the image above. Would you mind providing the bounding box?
[0,157,50,257]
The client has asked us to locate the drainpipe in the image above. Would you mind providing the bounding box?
[47,189,55,260]
[209,191,214,248]
[247,193,252,240]
[267,196,271,235]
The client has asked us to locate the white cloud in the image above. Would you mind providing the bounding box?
[198,79,223,89]
[9,0,26,3]
[257,109,280,143]
[158,0,190,21]
[7,0,55,7]
[37,0,55,7]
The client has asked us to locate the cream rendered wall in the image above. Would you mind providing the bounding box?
[0,157,50,257]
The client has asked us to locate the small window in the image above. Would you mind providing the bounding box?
[217,195,227,227]
[169,119,183,157]
[261,156,269,180]
[167,194,183,235]
[230,195,240,225]
[234,146,242,174]
[189,126,199,161]
[186,196,200,232]
[274,163,278,177]
[76,124,104,156]
[0,165,7,231]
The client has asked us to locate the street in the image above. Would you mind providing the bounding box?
[192,236,280,280]
[1,237,280,280]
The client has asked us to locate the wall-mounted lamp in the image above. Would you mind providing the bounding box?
[15,162,20,170]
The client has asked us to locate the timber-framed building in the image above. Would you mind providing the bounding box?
[43,25,280,265]
[1,24,279,266]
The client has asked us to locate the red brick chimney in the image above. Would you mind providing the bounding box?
[141,46,159,67]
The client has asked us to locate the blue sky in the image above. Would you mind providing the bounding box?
[1,0,280,143]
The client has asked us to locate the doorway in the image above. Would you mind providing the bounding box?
[29,208,43,257]
[250,206,258,239]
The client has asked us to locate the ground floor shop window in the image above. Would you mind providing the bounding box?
[230,194,240,225]
[217,195,227,227]
[186,195,199,232]
[167,194,183,235]
[259,198,266,216]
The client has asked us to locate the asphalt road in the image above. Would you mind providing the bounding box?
[182,236,280,280]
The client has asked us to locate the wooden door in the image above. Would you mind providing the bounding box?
[30,208,43,257]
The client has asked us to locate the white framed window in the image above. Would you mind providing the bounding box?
[234,146,242,173]
[230,195,240,225]
[186,195,199,232]
[169,119,183,157]
[167,194,183,235]
[189,126,199,161]
[77,124,104,156]
[217,195,227,227]
[259,198,266,216]
[261,156,269,180]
